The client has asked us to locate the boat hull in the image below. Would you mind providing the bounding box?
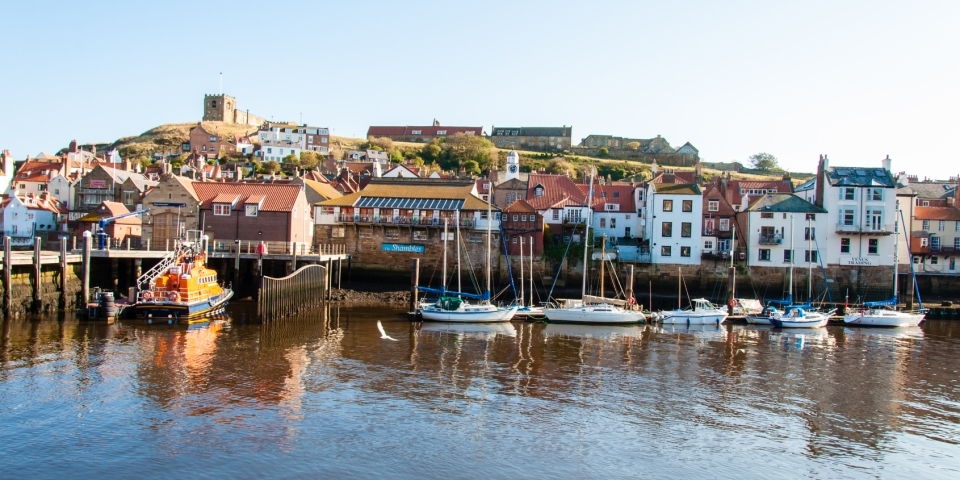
[770,317,829,328]
[660,311,727,325]
[513,306,545,319]
[136,289,234,322]
[843,312,925,327]
[419,305,518,323]
[744,315,773,325]
[544,306,645,324]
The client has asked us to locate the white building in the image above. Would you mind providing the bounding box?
[259,141,303,163]
[257,123,330,155]
[645,182,703,265]
[0,192,66,247]
[590,183,641,239]
[0,150,15,194]
[810,155,899,267]
[743,193,829,268]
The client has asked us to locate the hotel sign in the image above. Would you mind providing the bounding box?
[842,256,874,266]
[382,243,425,254]
[90,180,107,189]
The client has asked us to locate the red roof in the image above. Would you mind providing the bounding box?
[526,174,587,210]
[0,192,67,214]
[211,193,240,204]
[503,199,537,213]
[590,184,636,212]
[14,160,63,183]
[652,171,697,184]
[727,179,792,207]
[366,126,483,137]
[193,183,303,212]
[914,206,960,221]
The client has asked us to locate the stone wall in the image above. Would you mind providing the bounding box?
[2,264,83,317]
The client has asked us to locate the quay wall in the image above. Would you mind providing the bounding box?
[1,264,82,317]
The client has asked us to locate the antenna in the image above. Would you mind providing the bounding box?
[219,72,223,95]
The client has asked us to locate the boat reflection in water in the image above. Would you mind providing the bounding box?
[418,321,517,338]
[541,323,644,339]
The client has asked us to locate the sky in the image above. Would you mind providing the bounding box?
[2,0,958,178]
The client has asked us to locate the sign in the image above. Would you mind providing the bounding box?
[152,202,186,207]
[842,256,874,266]
[382,243,425,254]
[90,179,107,189]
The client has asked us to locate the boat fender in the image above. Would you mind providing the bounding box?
[627,297,636,307]
[168,291,180,302]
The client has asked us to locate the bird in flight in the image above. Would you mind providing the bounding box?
[377,321,397,341]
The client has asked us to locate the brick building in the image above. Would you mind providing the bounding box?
[490,126,573,151]
[192,183,312,244]
[140,174,200,248]
[202,94,266,126]
[366,123,484,143]
[501,200,543,256]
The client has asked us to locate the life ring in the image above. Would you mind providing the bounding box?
[168,291,180,302]
[142,291,154,301]
[728,298,737,309]
[627,297,636,306]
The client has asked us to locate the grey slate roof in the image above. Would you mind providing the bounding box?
[746,193,827,213]
[825,166,895,187]
[491,126,572,137]
[897,182,957,199]
[795,177,816,192]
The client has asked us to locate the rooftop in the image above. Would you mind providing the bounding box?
[826,166,895,188]
[746,193,827,214]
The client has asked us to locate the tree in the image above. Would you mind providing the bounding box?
[368,137,394,151]
[749,152,779,171]
[388,149,404,164]
[597,147,610,158]
[299,151,321,170]
[462,160,480,176]
[545,158,576,177]
[263,160,281,175]
[626,141,640,151]
[420,141,443,164]
[282,153,300,169]
[442,133,494,171]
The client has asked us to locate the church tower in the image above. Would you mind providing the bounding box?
[203,94,237,122]
[505,150,520,182]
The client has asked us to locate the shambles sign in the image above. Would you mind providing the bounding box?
[382,243,425,254]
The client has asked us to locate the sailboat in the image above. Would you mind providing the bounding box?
[418,204,518,323]
[544,168,645,325]
[844,201,925,327]
[659,268,729,325]
[513,235,545,319]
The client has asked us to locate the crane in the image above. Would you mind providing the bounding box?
[97,208,149,250]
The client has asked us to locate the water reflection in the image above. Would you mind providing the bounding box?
[0,308,958,477]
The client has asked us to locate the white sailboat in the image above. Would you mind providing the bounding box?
[544,169,645,325]
[770,217,837,328]
[514,235,545,319]
[659,268,729,325]
[418,203,518,323]
[844,200,925,327]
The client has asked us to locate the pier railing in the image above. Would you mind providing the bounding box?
[259,264,327,321]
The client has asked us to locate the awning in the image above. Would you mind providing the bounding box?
[356,197,464,210]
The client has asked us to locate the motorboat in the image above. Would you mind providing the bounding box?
[660,298,729,325]
[769,306,835,328]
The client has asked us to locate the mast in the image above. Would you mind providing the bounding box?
[581,167,595,298]
[893,199,900,304]
[486,196,492,301]
[678,267,682,309]
[519,237,525,307]
[730,226,736,297]
[788,214,794,302]
[529,235,534,309]
[600,234,606,298]
[456,213,461,294]
[443,218,448,290]
[807,215,813,302]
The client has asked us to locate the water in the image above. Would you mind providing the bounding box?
[1,302,959,478]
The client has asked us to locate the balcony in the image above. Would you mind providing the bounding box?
[835,223,895,235]
[758,234,783,245]
[334,214,481,229]
[562,215,586,225]
[703,228,715,236]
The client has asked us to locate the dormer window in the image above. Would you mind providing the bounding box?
[214,204,231,216]
[534,185,544,197]
[411,130,422,135]
[245,204,258,217]
[437,130,447,136]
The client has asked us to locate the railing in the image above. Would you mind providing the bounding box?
[336,214,476,228]
[759,235,783,245]
[562,216,585,224]
[835,223,895,234]
[703,228,715,236]
[211,241,345,256]
[259,264,327,321]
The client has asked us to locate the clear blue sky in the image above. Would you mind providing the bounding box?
[3,1,957,178]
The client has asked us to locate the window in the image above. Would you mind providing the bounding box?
[534,187,544,197]
[552,209,560,220]
[512,237,517,244]
[708,200,719,212]
[214,204,230,216]
[920,237,929,247]
[913,256,920,264]
[805,250,818,263]
[784,250,793,262]
[600,218,606,228]
[613,192,619,197]
[922,220,930,231]
[843,188,855,200]
[437,130,447,136]
[704,240,714,250]
[682,200,692,212]
[840,238,850,253]
[841,209,855,226]
[245,204,258,217]
[868,239,878,255]
[805,214,815,221]
[661,246,672,257]
[719,218,730,231]
[939,220,945,231]
[956,221,960,232]
[681,246,691,257]
[759,249,771,261]
[513,214,519,221]
[610,218,616,228]
[601,192,606,197]
[761,212,773,219]
[804,227,815,240]
[870,188,883,201]
[662,222,673,237]
[210,136,217,142]
[954,237,960,249]
[411,130,422,135]
[952,258,957,270]
[931,256,939,265]
[662,199,673,212]
[932,236,941,250]
[521,215,527,222]
[681,222,692,238]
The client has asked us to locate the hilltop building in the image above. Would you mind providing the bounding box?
[202,94,266,126]
[490,126,572,151]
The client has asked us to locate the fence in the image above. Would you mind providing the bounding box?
[259,264,327,321]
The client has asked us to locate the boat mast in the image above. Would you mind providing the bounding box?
[788,214,794,302]
[581,167,595,298]
[456,213,461,294]
[443,218,448,291]
[519,237,525,307]
[730,227,736,298]
[600,234,606,298]
[678,267,682,309]
[807,215,813,302]
[893,199,900,305]
[486,196,492,301]
[529,235,534,309]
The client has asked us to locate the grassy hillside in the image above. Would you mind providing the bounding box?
[110,122,258,159]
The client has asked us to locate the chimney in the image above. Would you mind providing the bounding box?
[694,161,702,184]
[662,171,675,184]
[651,159,659,177]
[814,154,827,208]
[882,154,892,173]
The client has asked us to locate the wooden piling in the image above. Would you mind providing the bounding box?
[410,258,420,314]
[59,240,68,311]
[727,266,736,315]
[82,234,91,306]
[32,237,42,313]
[3,238,11,313]
[626,264,635,307]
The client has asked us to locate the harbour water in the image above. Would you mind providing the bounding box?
[1,302,959,478]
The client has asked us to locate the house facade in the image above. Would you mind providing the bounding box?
[0,192,66,247]
[645,182,703,265]
[140,174,200,248]
[501,200,543,256]
[257,122,331,159]
[700,183,738,258]
[366,125,484,143]
[910,205,960,274]
[188,123,243,158]
[589,183,639,240]
[743,193,828,268]
[193,183,312,244]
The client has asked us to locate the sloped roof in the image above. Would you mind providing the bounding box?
[303,178,342,201]
[826,166,895,187]
[914,206,960,221]
[526,173,587,210]
[651,183,701,195]
[727,179,793,206]
[503,199,537,213]
[14,160,63,182]
[0,193,67,214]
[79,202,139,224]
[366,126,483,137]
[652,171,697,184]
[901,183,957,199]
[317,180,493,211]
[746,193,827,213]
[193,183,303,212]
[211,193,240,204]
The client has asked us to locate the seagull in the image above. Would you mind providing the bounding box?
[377,321,397,341]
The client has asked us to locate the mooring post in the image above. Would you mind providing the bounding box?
[3,238,12,313]
[59,240,68,311]
[82,232,92,306]
[32,237,42,313]
[727,265,736,315]
[626,264,635,309]
[326,260,332,301]
[291,241,297,274]
[337,257,342,290]
[410,258,420,314]
[233,240,241,289]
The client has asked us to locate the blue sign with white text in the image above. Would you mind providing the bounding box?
[382,243,425,254]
